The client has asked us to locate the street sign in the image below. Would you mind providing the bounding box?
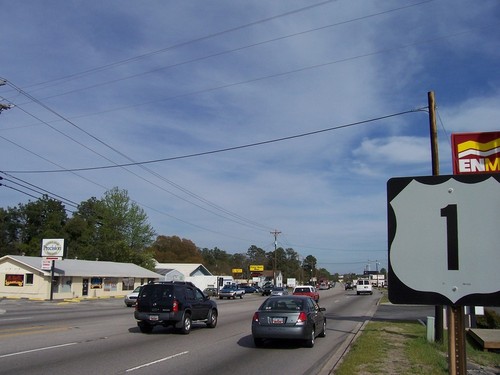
[387,174,500,306]
[41,259,53,270]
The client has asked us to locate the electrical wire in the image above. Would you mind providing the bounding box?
[10,1,435,104]
[3,80,275,232]
[4,107,428,174]
[3,0,337,97]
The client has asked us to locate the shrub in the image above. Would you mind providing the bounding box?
[476,308,500,329]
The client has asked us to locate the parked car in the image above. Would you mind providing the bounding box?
[240,286,258,294]
[292,285,320,303]
[356,279,373,295]
[134,281,218,334]
[219,285,245,299]
[261,284,274,296]
[124,285,143,307]
[270,287,289,296]
[251,295,326,348]
[203,287,219,297]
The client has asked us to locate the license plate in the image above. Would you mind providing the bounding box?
[149,315,159,321]
[272,317,284,324]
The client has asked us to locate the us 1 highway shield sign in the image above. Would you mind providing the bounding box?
[387,174,500,306]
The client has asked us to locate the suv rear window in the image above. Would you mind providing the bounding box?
[140,284,174,303]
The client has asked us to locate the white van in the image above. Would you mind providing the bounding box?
[356,279,373,295]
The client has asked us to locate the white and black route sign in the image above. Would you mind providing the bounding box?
[387,174,500,306]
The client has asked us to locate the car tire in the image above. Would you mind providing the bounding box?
[206,309,218,328]
[318,320,326,337]
[179,313,192,334]
[305,328,315,348]
[138,322,154,334]
[254,338,264,348]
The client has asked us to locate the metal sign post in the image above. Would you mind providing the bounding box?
[50,260,55,301]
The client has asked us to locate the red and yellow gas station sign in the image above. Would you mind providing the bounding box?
[452,131,500,174]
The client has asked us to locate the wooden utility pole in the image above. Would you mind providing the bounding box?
[429,91,444,344]
[428,91,439,175]
[428,91,466,375]
[271,230,281,285]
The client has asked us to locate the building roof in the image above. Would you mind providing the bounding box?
[154,262,213,277]
[1,255,162,279]
[156,268,179,276]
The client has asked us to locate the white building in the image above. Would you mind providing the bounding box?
[154,262,233,291]
[0,255,161,300]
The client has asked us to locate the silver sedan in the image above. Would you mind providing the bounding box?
[251,295,326,348]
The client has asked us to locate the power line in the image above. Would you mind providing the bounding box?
[0,173,79,209]
[2,80,274,232]
[3,0,337,97]
[4,107,428,174]
[10,1,435,104]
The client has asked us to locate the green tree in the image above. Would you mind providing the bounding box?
[282,247,301,281]
[16,196,68,256]
[200,247,232,275]
[0,206,22,256]
[303,255,317,283]
[64,197,106,260]
[79,188,156,267]
[150,235,203,263]
[246,245,267,265]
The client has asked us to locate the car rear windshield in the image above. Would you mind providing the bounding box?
[261,298,304,311]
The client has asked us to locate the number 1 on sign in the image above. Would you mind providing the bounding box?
[441,204,459,270]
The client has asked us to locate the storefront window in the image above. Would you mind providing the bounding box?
[5,274,24,287]
[104,278,118,292]
[122,277,135,291]
[91,277,103,289]
[59,277,72,293]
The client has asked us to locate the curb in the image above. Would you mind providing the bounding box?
[318,294,382,375]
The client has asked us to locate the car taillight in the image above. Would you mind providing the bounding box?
[252,312,260,323]
[172,299,179,312]
[296,312,307,325]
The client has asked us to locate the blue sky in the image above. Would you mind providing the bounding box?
[1,0,499,274]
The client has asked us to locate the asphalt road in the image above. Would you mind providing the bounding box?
[0,285,384,375]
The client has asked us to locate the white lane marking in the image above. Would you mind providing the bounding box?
[0,317,32,321]
[126,351,189,372]
[0,342,78,358]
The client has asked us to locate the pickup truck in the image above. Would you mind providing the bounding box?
[292,285,320,302]
[219,285,245,299]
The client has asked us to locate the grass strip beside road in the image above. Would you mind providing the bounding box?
[334,319,500,375]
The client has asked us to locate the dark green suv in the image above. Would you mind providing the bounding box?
[134,281,218,334]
